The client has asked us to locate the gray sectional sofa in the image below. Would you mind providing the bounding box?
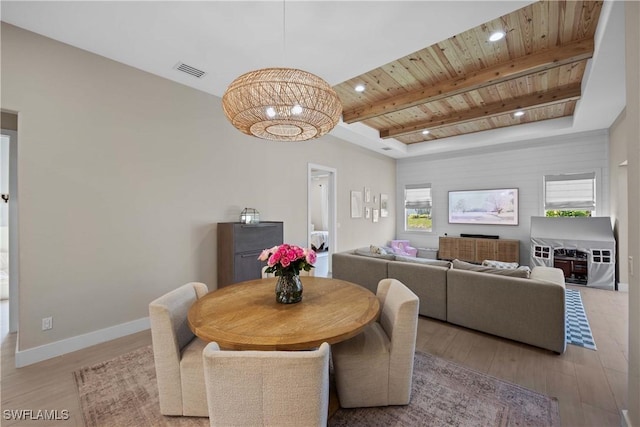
[332,250,566,354]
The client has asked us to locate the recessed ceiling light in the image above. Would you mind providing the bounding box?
[422,130,430,135]
[489,31,506,42]
[513,111,525,117]
[354,84,366,93]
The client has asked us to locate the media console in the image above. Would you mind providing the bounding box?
[438,236,519,264]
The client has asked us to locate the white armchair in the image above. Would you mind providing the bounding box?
[202,342,330,427]
[149,282,209,416]
[331,278,419,408]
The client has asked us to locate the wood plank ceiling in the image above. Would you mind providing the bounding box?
[333,0,603,145]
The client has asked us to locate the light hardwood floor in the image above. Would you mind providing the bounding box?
[1,284,628,426]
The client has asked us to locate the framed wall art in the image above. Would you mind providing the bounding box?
[351,190,363,218]
[380,193,389,218]
[448,188,518,225]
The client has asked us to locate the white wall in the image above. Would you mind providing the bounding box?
[396,131,610,265]
[623,2,640,425]
[0,23,396,354]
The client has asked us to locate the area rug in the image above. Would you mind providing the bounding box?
[74,346,207,427]
[74,346,559,427]
[329,352,559,427]
[565,288,597,350]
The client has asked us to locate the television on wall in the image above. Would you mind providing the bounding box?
[448,188,519,225]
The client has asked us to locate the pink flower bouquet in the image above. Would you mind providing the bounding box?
[258,244,316,276]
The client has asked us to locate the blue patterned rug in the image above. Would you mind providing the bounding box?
[565,288,596,350]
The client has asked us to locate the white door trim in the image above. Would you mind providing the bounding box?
[307,163,337,275]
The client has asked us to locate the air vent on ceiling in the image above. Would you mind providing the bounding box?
[381,147,393,151]
[174,62,207,79]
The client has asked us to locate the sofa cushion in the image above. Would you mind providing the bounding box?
[332,252,390,294]
[452,259,530,278]
[354,247,396,260]
[530,266,566,285]
[395,255,452,268]
[446,268,565,353]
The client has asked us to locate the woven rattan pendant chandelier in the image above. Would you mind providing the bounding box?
[221,3,342,141]
[222,68,342,141]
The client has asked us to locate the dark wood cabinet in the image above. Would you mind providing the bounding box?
[217,222,283,288]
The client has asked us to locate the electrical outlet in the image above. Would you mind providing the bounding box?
[42,317,53,331]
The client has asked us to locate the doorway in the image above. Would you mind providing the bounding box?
[308,164,337,277]
[1,126,18,333]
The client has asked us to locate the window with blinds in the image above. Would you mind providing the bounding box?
[544,172,595,216]
[404,184,432,232]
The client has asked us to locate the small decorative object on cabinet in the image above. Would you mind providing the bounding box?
[438,236,519,264]
[239,208,260,224]
[217,221,283,287]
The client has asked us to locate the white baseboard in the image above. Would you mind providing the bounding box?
[15,317,150,367]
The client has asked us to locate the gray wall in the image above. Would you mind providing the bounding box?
[0,23,396,352]
[396,131,610,266]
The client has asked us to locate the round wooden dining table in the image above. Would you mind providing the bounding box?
[187,276,380,350]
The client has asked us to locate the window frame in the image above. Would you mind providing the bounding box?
[543,172,596,217]
[403,183,433,233]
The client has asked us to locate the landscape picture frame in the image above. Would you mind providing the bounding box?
[448,188,519,225]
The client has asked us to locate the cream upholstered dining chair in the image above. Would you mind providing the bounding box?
[331,278,419,408]
[202,342,330,427]
[149,282,209,417]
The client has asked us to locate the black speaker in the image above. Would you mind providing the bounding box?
[460,233,499,239]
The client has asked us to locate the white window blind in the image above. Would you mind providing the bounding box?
[544,172,596,210]
[404,184,432,232]
[404,184,432,210]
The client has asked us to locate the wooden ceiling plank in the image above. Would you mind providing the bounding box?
[532,1,551,52]
[578,1,603,39]
[342,37,594,124]
[413,48,452,84]
[380,62,423,93]
[431,43,460,80]
[397,56,435,88]
[379,84,581,139]
[548,0,561,46]
[559,1,576,43]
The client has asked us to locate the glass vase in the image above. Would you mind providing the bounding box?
[275,274,303,304]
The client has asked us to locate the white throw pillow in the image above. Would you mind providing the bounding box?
[482,259,519,269]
